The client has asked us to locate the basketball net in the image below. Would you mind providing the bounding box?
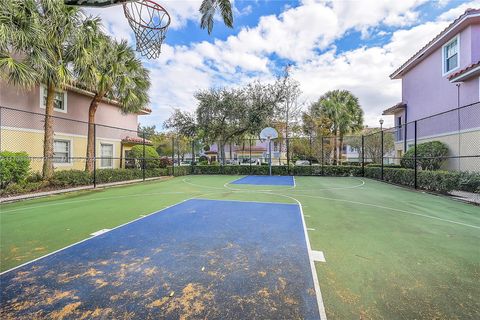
[123,0,171,59]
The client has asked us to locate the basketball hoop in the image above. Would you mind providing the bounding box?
[260,127,278,176]
[123,0,171,59]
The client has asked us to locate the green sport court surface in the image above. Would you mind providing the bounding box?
[1,175,479,319]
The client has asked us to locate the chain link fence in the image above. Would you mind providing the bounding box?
[1,102,479,200]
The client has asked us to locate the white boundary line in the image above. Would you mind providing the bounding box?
[293,175,296,188]
[0,191,200,214]
[268,192,327,320]
[0,196,205,275]
[290,178,365,192]
[288,193,480,230]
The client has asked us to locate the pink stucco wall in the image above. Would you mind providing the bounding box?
[0,81,143,139]
[401,24,480,123]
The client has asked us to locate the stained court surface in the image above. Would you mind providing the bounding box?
[231,175,295,186]
[0,199,321,319]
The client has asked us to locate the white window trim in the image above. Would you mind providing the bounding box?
[99,142,115,169]
[39,84,68,114]
[53,137,73,167]
[442,35,460,77]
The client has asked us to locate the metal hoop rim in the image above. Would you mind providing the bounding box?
[123,0,171,30]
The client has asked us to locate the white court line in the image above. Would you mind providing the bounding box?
[268,192,327,320]
[307,228,316,231]
[290,178,365,192]
[311,251,326,263]
[288,193,480,230]
[0,194,211,275]
[1,191,200,214]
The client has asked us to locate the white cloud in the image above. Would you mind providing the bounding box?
[115,0,471,129]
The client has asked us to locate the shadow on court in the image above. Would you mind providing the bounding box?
[0,199,320,319]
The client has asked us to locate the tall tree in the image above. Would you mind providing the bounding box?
[309,90,363,164]
[199,0,233,34]
[74,36,150,173]
[0,0,97,179]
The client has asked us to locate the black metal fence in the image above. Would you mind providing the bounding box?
[1,102,479,199]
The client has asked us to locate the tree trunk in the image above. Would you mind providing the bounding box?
[333,129,338,165]
[42,83,56,180]
[339,136,344,165]
[85,95,101,173]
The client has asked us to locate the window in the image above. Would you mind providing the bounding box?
[40,85,67,112]
[53,140,71,163]
[443,36,459,75]
[100,143,113,168]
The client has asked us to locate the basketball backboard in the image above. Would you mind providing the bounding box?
[64,0,132,7]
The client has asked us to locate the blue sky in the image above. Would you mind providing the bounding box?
[86,0,480,129]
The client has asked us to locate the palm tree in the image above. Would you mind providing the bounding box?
[199,0,233,34]
[312,90,363,164]
[0,0,97,179]
[73,36,150,173]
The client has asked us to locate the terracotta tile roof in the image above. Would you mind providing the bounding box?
[447,60,480,81]
[390,8,480,79]
[121,136,153,145]
[382,102,406,115]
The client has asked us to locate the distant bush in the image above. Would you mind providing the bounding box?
[401,141,449,170]
[198,155,208,163]
[129,145,160,169]
[159,156,173,168]
[0,151,30,188]
[168,166,190,176]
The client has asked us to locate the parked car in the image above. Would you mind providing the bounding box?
[295,160,310,166]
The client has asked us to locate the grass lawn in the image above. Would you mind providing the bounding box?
[1,175,479,319]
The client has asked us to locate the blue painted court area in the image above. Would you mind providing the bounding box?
[0,199,320,319]
[231,175,295,186]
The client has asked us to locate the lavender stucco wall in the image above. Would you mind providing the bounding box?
[401,25,480,123]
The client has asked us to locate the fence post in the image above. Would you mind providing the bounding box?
[361,135,365,177]
[93,123,97,188]
[191,139,195,174]
[171,136,175,176]
[414,121,418,189]
[142,131,146,181]
[309,135,312,167]
[249,138,252,175]
[381,130,384,181]
[321,136,324,176]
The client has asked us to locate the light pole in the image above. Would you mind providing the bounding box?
[379,118,384,130]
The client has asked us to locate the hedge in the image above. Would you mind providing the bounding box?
[1,168,169,197]
[364,167,480,193]
[0,151,30,188]
[168,166,190,176]
[189,165,364,177]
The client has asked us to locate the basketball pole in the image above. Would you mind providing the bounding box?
[268,138,272,176]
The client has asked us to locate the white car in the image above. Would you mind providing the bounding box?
[295,160,310,166]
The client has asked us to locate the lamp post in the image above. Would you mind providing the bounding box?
[379,118,384,130]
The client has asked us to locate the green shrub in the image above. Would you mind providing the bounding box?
[0,181,48,196]
[401,141,449,170]
[26,172,43,183]
[457,171,480,193]
[129,145,160,169]
[198,155,208,163]
[95,168,169,184]
[168,166,190,176]
[159,157,173,168]
[198,160,209,165]
[49,170,91,187]
[0,151,30,188]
